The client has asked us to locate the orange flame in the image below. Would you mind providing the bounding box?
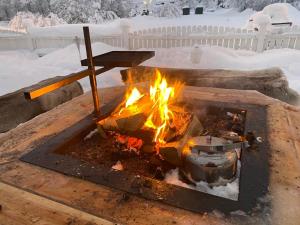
[118,87,144,115]
[118,69,183,145]
[125,88,143,108]
[144,70,174,144]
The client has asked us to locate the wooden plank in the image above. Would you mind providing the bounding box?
[0,161,216,225]
[0,182,114,225]
[0,86,126,165]
[267,105,300,225]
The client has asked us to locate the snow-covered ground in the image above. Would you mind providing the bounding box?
[0,43,299,97]
[0,43,123,95]
[17,4,300,38]
[0,5,300,97]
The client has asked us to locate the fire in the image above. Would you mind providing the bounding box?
[125,88,143,108]
[119,69,181,145]
[118,87,144,115]
[144,71,174,144]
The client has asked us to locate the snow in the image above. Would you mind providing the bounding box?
[165,160,241,201]
[84,128,98,141]
[246,3,293,31]
[27,21,125,38]
[143,46,300,94]
[0,44,300,97]
[262,3,290,24]
[111,161,124,171]
[9,12,66,32]
[26,8,258,38]
[246,12,272,31]
[0,5,300,97]
[0,43,124,96]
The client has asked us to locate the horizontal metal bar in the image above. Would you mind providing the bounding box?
[24,67,113,100]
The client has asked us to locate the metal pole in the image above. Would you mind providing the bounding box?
[83,26,101,117]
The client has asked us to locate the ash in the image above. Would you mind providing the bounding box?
[165,161,241,201]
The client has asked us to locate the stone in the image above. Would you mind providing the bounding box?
[121,66,299,105]
[0,76,83,133]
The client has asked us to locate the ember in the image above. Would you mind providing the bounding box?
[115,133,143,152]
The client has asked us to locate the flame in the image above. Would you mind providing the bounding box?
[119,87,143,115]
[118,69,183,145]
[125,88,143,108]
[144,70,175,144]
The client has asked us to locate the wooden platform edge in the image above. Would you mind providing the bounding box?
[0,181,115,225]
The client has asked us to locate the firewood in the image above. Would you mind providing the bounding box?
[97,95,152,133]
[97,116,118,131]
[116,113,147,132]
[159,114,203,166]
[165,110,192,142]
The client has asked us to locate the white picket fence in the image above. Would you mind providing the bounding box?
[128,25,300,52]
[1,24,300,52]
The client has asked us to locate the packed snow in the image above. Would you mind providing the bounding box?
[0,43,123,96]
[165,160,241,201]
[246,3,292,31]
[27,9,256,38]
[111,161,124,171]
[9,12,66,32]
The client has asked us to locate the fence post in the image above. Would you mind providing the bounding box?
[120,20,131,49]
[30,36,37,50]
[256,26,267,52]
[74,36,81,60]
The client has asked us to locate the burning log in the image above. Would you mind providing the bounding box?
[159,114,203,166]
[97,95,152,133]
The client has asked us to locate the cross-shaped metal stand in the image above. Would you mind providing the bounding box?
[24,27,154,118]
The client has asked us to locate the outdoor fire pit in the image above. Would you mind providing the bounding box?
[20,27,269,215]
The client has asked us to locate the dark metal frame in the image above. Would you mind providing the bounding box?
[20,99,270,214]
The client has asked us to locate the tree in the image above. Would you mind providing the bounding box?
[50,0,119,24]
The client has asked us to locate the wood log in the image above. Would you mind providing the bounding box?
[97,95,152,133]
[120,66,300,105]
[116,113,147,132]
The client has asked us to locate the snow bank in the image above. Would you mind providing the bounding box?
[0,44,299,98]
[143,46,300,94]
[28,19,131,38]
[0,42,123,96]
[262,3,290,24]
[15,5,300,38]
[27,8,260,38]
[246,12,271,31]
[246,3,296,31]
[9,12,66,32]
[165,161,240,201]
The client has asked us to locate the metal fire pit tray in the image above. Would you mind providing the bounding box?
[20,99,269,214]
[81,51,155,68]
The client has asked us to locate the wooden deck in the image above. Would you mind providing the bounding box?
[0,86,300,225]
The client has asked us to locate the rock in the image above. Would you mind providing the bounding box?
[120,66,299,105]
[0,77,83,133]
